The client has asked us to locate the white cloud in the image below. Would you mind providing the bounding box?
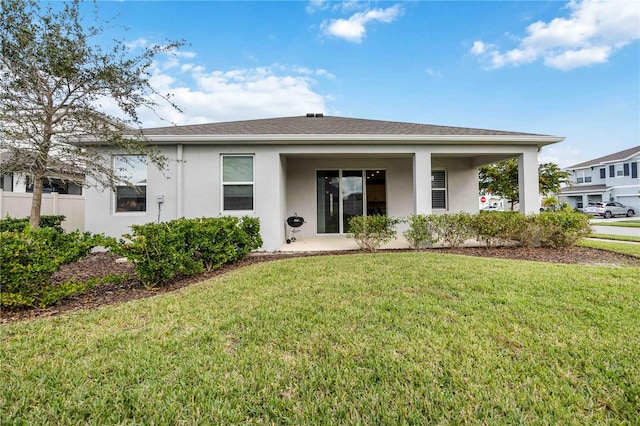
[306,0,328,14]
[470,0,640,70]
[321,4,402,43]
[116,55,331,127]
[425,68,442,77]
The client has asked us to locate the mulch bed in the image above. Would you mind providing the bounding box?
[2,246,638,324]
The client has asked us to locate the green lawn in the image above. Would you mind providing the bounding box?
[579,239,640,258]
[588,233,640,243]
[2,252,639,424]
[592,220,640,228]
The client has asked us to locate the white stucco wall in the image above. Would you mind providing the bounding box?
[84,146,179,239]
[285,156,415,238]
[84,142,543,251]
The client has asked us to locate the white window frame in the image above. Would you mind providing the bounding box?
[431,169,447,210]
[113,154,147,215]
[221,154,255,212]
[575,170,591,184]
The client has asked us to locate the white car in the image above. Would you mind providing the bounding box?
[583,202,635,218]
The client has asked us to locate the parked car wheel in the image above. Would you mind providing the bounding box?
[604,211,613,219]
[627,210,635,217]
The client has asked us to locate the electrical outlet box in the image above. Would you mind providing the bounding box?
[156,194,164,203]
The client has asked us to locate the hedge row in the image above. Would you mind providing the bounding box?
[113,216,262,288]
[0,226,113,308]
[404,211,592,249]
[0,214,66,232]
[348,211,592,251]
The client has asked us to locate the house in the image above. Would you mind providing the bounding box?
[0,152,84,195]
[0,152,85,231]
[80,115,564,251]
[559,146,640,212]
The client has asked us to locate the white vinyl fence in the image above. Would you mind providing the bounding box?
[0,190,85,232]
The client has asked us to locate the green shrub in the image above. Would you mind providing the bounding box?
[535,211,592,248]
[472,211,522,247]
[435,213,474,248]
[0,227,113,308]
[0,214,66,232]
[117,216,263,287]
[403,214,440,250]
[347,215,400,252]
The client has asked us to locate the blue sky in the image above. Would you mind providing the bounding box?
[85,0,639,167]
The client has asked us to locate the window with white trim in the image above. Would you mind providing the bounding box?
[114,155,147,213]
[432,170,447,210]
[575,170,591,184]
[222,155,254,211]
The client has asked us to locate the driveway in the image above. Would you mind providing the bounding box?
[590,217,640,238]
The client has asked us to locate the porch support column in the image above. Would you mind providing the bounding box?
[518,149,540,214]
[254,151,284,251]
[414,150,432,214]
[582,194,589,209]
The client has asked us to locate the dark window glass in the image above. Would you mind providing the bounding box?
[432,170,447,209]
[609,165,615,178]
[223,185,253,210]
[632,162,638,179]
[599,168,606,179]
[116,186,147,212]
[623,163,630,176]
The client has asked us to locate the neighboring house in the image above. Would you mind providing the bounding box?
[79,115,564,251]
[559,146,640,212]
[0,152,83,195]
[0,152,85,231]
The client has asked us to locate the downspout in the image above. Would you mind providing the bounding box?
[177,144,184,218]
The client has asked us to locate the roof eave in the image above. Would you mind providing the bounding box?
[126,134,565,146]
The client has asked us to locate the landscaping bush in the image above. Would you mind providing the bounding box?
[348,215,400,252]
[472,211,522,247]
[117,216,263,287]
[0,214,66,232]
[535,210,592,248]
[0,227,113,308]
[434,213,474,248]
[403,214,440,250]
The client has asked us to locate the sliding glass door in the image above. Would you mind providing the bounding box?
[342,171,363,233]
[317,169,386,234]
[316,170,340,233]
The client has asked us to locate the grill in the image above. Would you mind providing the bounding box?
[287,215,305,228]
[286,214,305,243]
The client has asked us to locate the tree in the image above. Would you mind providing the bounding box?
[0,0,183,228]
[479,159,571,211]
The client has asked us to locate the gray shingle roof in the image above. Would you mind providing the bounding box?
[560,184,609,194]
[141,115,545,137]
[567,146,640,169]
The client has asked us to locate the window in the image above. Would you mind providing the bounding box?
[584,176,592,183]
[222,155,254,211]
[576,177,584,183]
[114,155,147,212]
[623,163,630,176]
[432,170,447,209]
[609,165,615,178]
[599,168,606,179]
[632,162,638,179]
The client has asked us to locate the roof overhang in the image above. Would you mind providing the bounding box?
[75,134,564,147]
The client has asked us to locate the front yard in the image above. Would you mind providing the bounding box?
[2,251,638,424]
